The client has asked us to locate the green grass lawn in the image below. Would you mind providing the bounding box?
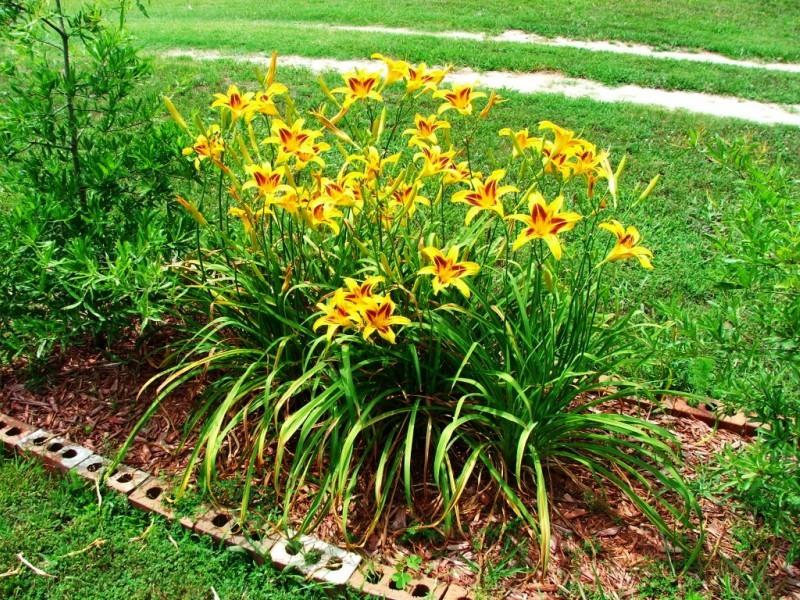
[0,457,346,600]
[125,0,800,62]
[127,19,800,106]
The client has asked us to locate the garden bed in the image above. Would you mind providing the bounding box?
[2,338,796,597]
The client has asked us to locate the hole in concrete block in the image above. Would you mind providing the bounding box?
[87,462,103,472]
[303,549,322,566]
[62,449,77,459]
[411,584,431,597]
[145,486,163,500]
[365,569,381,585]
[248,530,262,541]
[285,539,302,556]
[5,427,21,437]
[116,473,133,484]
[211,513,230,528]
[47,442,64,452]
[0,421,6,429]
[33,436,48,446]
[229,523,242,535]
[325,556,343,571]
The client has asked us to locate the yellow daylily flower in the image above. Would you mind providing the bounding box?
[385,179,430,222]
[242,162,290,198]
[434,84,487,116]
[313,289,362,341]
[273,188,306,216]
[499,128,543,158]
[211,85,254,121]
[404,62,448,94]
[182,124,224,171]
[402,113,451,148]
[599,220,654,269]
[305,199,343,234]
[371,53,410,84]
[419,246,480,298]
[228,206,258,235]
[569,143,609,197]
[331,70,384,106]
[263,118,325,166]
[451,169,517,224]
[316,173,362,209]
[347,146,400,184]
[507,193,582,259]
[342,275,385,311]
[479,91,506,118]
[537,121,590,179]
[414,145,456,178]
[538,121,585,157]
[362,297,411,344]
[443,160,479,185]
[248,82,288,117]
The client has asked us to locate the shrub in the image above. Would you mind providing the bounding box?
[0,0,189,362]
[125,54,699,566]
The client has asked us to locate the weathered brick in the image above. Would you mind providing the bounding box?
[442,583,474,600]
[73,454,111,482]
[128,477,175,519]
[44,441,93,473]
[104,465,150,495]
[271,533,361,587]
[348,563,447,599]
[0,415,34,453]
[19,429,60,464]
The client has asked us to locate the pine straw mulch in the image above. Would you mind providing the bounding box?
[1,338,798,599]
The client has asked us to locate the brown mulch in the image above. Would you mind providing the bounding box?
[0,333,200,475]
[1,338,798,599]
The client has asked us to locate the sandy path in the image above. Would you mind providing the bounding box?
[160,49,800,127]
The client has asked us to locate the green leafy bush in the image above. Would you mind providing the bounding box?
[644,134,799,561]
[122,57,699,567]
[0,0,190,361]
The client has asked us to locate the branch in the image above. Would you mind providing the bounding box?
[16,554,55,578]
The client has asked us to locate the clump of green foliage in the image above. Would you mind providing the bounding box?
[651,134,800,562]
[0,0,190,363]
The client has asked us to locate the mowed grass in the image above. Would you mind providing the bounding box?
[127,0,800,62]
[0,457,345,600]
[126,19,800,106]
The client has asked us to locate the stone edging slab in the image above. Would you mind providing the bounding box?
[0,412,473,600]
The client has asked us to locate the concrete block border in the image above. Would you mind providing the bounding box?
[0,412,469,598]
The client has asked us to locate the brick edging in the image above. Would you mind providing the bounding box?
[620,396,762,437]
[0,412,473,600]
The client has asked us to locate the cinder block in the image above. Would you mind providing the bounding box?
[41,440,93,473]
[19,429,60,463]
[73,455,111,482]
[104,465,150,495]
[0,415,34,453]
[348,563,447,599]
[193,509,279,563]
[238,528,280,564]
[193,508,241,545]
[443,584,474,600]
[270,533,361,586]
[128,477,175,519]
